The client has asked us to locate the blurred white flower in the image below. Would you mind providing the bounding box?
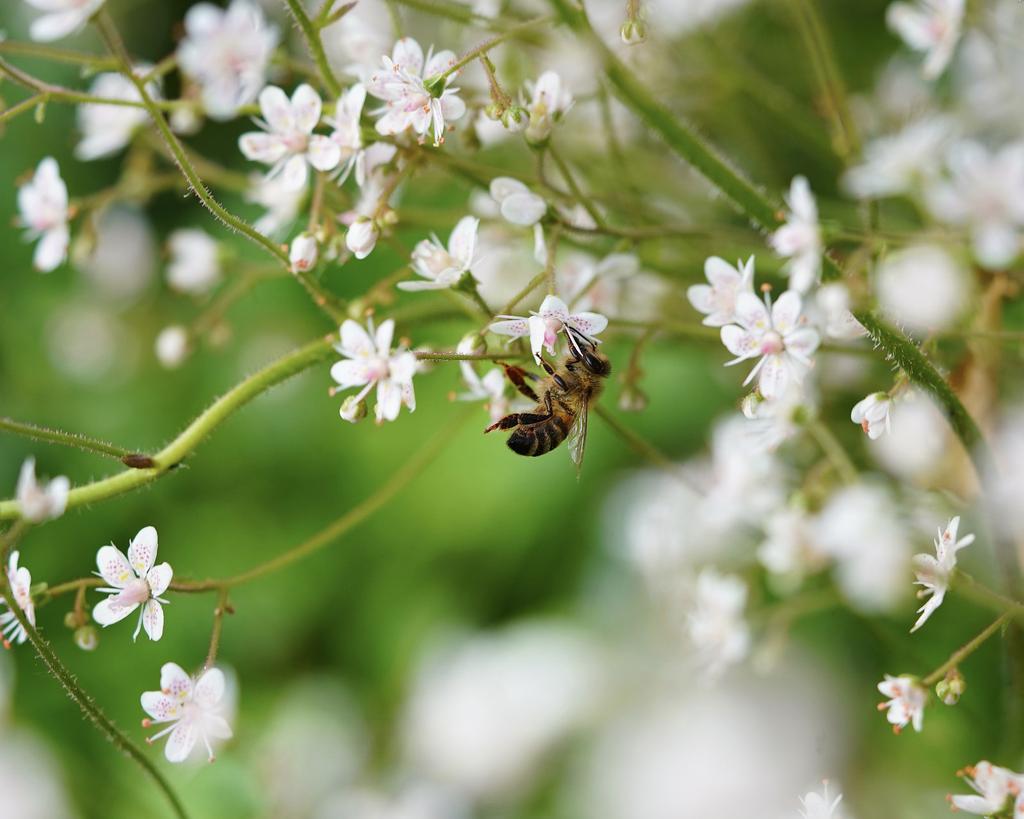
[15,457,69,523]
[81,207,157,300]
[489,177,547,226]
[0,727,78,819]
[523,71,574,144]
[875,244,968,333]
[911,516,974,632]
[315,784,469,819]
[239,84,341,191]
[950,761,1022,815]
[799,782,845,819]
[770,176,822,293]
[321,0,392,80]
[24,0,104,42]
[92,526,172,642]
[367,38,466,147]
[850,393,892,440]
[167,228,221,294]
[876,674,926,733]
[740,385,806,452]
[247,172,306,238]
[687,255,754,327]
[403,622,602,800]
[813,283,863,340]
[75,70,158,161]
[986,408,1024,543]
[289,232,319,273]
[1,552,36,648]
[758,507,826,584]
[557,252,653,319]
[141,663,232,762]
[720,290,820,401]
[490,294,608,363]
[155,325,190,369]
[17,157,70,273]
[687,569,750,678]
[330,318,417,423]
[399,216,479,291]
[345,218,380,260]
[886,0,964,79]
[926,140,1024,269]
[178,0,277,119]
[842,117,951,199]
[868,390,948,480]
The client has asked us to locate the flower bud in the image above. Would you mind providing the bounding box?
[346,219,379,260]
[155,325,190,369]
[937,668,966,705]
[618,384,648,412]
[340,395,368,423]
[620,19,647,44]
[502,106,528,133]
[74,625,99,651]
[289,232,319,273]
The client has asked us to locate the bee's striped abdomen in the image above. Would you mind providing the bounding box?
[507,411,572,457]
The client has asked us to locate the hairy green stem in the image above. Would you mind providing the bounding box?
[0,417,144,464]
[284,0,342,97]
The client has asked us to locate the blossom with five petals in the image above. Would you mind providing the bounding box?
[911,516,974,632]
[239,84,342,191]
[167,228,221,294]
[877,674,926,733]
[1,552,36,648]
[75,70,159,161]
[687,255,755,327]
[886,0,964,80]
[688,568,750,678]
[24,0,105,42]
[489,294,608,363]
[523,71,574,144]
[141,662,232,762]
[15,457,69,522]
[330,318,417,423]
[92,526,173,642]
[17,157,71,273]
[399,216,479,291]
[950,761,1022,815]
[769,176,822,293]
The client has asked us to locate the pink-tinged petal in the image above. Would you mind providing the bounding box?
[34,225,69,272]
[375,379,403,422]
[424,48,457,78]
[128,526,158,575]
[307,135,341,171]
[142,599,164,641]
[389,351,417,385]
[146,562,173,597]
[570,311,607,337]
[911,590,944,632]
[339,319,375,358]
[338,83,367,123]
[784,327,820,360]
[758,354,789,400]
[140,691,182,722]
[96,545,134,588]
[239,132,288,164]
[537,295,570,321]
[290,84,322,133]
[771,290,802,334]
[258,86,294,133]
[533,224,547,266]
[704,256,740,288]
[687,284,714,315]
[203,713,233,740]
[165,720,198,763]
[374,107,412,136]
[34,157,67,210]
[193,667,225,709]
[500,192,546,226]
[950,796,1001,813]
[330,359,373,388]
[92,596,138,627]
[280,154,309,191]
[488,318,529,338]
[374,319,395,355]
[720,325,760,360]
[447,216,478,267]
[439,92,465,122]
[733,291,769,330]
[392,37,424,75]
[528,314,549,361]
[160,662,193,701]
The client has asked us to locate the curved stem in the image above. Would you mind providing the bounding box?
[284,0,342,97]
[0,572,188,819]
[0,336,336,520]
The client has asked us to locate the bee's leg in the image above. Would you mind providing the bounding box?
[500,363,540,402]
[536,354,557,376]
[484,411,550,433]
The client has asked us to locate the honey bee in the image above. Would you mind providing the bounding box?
[485,329,611,472]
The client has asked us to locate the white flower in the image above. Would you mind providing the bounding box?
[246,172,306,238]
[758,507,826,582]
[876,674,926,733]
[289,232,318,273]
[330,318,417,423]
[178,0,278,120]
[345,218,380,260]
[399,216,479,291]
[842,117,952,199]
[523,71,574,144]
[366,37,466,146]
[15,457,69,523]
[926,141,1024,269]
[1,552,35,647]
[799,782,844,819]
[886,0,964,79]
[75,70,158,161]
[326,83,372,186]
[17,157,70,273]
[950,761,1022,815]
[814,283,863,340]
[166,228,221,294]
[688,569,750,678]
[875,244,968,332]
[556,252,643,317]
[454,337,513,424]
[489,177,547,226]
[687,255,755,327]
[770,176,822,293]
[851,393,892,440]
[239,84,341,191]
[720,290,820,401]
[490,294,608,363]
[24,0,105,42]
[92,526,172,642]
[141,663,232,762]
[910,516,974,632]
[155,325,190,369]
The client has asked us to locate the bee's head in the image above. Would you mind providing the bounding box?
[567,329,611,376]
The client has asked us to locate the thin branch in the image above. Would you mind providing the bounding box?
[922,613,1011,687]
[284,0,342,97]
[0,417,148,465]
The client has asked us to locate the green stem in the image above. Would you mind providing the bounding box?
[431,14,555,82]
[0,337,335,520]
[922,613,1010,687]
[0,417,145,464]
[204,588,231,669]
[0,93,44,125]
[0,40,119,70]
[547,143,605,229]
[0,571,188,819]
[415,351,529,362]
[594,405,676,469]
[284,0,342,97]
[806,419,858,485]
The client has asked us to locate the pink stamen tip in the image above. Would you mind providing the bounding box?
[142,718,152,728]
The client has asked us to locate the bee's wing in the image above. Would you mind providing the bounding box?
[567,394,590,476]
